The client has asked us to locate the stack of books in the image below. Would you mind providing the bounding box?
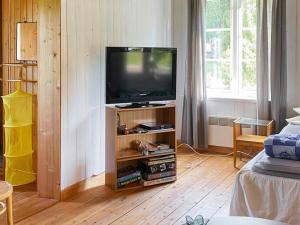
[138,155,176,186]
[133,141,175,156]
[149,143,174,155]
[117,166,141,188]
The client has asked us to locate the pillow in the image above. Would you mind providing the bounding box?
[286,116,300,125]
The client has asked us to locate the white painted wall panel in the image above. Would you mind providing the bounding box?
[286,0,300,117]
[61,0,173,189]
[172,0,188,139]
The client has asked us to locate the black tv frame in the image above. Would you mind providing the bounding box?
[106,47,177,107]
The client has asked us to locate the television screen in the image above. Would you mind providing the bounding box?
[106,47,177,104]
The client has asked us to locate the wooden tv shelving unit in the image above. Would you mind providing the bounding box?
[105,104,177,191]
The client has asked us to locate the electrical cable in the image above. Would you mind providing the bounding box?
[177,143,255,159]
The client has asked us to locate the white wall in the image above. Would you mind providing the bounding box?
[172,0,188,139]
[286,0,300,117]
[61,0,173,189]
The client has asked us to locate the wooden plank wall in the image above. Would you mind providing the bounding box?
[1,0,38,171]
[61,0,172,190]
[2,0,38,94]
[37,0,61,200]
[1,0,61,200]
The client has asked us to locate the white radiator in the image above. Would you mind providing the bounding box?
[208,116,253,148]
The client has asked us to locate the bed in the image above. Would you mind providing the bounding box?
[230,124,300,225]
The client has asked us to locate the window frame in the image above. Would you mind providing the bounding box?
[205,0,257,100]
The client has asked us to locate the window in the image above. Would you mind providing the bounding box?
[205,0,257,99]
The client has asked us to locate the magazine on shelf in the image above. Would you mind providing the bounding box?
[142,176,176,186]
[141,157,175,166]
[149,148,175,155]
[117,171,141,183]
[148,155,175,161]
[142,170,176,181]
[117,176,141,188]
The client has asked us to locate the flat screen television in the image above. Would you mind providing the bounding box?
[106,47,177,107]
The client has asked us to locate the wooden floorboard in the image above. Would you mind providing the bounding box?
[158,163,237,225]
[0,182,58,225]
[110,158,233,225]
[12,148,243,225]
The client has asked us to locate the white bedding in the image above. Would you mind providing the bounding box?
[252,152,300,178]
[230,151,300,225]
[230,124,300,225]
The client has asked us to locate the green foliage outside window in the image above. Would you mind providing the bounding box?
[206,0,257,95]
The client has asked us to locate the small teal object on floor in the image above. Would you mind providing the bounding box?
[186,215,209,225]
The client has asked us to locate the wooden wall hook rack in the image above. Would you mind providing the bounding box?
[0,63,38,83]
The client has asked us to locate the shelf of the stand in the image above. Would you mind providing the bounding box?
[116,149,175,162]
[117,129,175,138]
[106,105,177,191]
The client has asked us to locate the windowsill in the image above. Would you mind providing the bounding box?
[207,96,257,104]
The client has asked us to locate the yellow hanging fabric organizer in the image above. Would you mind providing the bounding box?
[2,81,36,186]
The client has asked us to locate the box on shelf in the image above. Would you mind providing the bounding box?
[138,155,176,181]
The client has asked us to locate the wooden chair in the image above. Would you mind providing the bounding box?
[233,118,274,168]
[0,181,13,225]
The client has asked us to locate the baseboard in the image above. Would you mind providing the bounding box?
[61,172,105,201]
[177,139,232,155]
[208,145,233,155]
[176,139,182,146]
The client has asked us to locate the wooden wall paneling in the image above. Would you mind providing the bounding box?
[2,0,39,178]
[74,0,86,183]
[18,3,27,78]
[85,0,101,178]
[61,0,106,189]
[25,0,37,169]
[2,0,8,95]
[25,0,32,94]
[32,94,37,172]
[9,0,16,91]
[61,0,173,190]
[60,0,67,192]
[6,0,12,93]
[61,0,80,190]
[1,0,7,171]
[0,0,2,169]
[37,0,61,199]
[32,0,38,95]
[26,0,33,20]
